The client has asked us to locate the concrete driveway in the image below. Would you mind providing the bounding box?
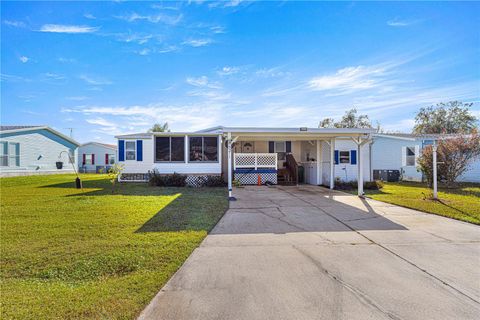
[139,185,480,320]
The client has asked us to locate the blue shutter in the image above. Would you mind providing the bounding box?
[136,140,143,161]
[285,141,292,153]
[350,150,357,165]
[268,141,274,153]
[118,140,125,162]
[334,150,339,165]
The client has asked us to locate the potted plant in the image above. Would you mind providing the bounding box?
[56,161,63,169]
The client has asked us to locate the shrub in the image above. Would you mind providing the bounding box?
[197,175,226,187]
[334,178,384,190]
[148,170,187,187]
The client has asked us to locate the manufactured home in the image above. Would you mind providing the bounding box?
[371,133,480,183]
[78,142,117,173]
[115,126,376,195]
[0,125,79,177]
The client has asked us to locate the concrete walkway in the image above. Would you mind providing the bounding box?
[139,185,480,320]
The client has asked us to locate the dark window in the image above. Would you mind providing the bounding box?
[189,136,218,162]
[203,137,218,161]
[155,137,185,162]
[339,151,350,163]
[171,137,185,161]
[155,137,170,161]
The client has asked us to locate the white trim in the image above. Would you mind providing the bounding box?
[374,134,416,141]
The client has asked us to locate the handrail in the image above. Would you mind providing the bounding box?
[286,153,298,185]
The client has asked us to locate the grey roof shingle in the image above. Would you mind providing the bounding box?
[0,125,43,131]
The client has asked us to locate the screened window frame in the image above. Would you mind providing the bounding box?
[0,142,9,167]
[188,136,219,163]
[406,147,416,166]
[85,154,94,165]
[154,136,186,163]
[125,141,136,161]
[339,151,350,164]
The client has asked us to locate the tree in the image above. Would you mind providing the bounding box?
[413,101,478,134]
[417,131,480,187]
[107,164,125,194]
[148,122,170,132]
[319,108,374,129]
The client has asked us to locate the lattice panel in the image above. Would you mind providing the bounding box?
[257,154,277,167]
[234,172,277,185]
[235,154,256,167]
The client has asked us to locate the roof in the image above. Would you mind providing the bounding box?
[196,126,376,134]
[80,142,117,150]
[1,125,43,131]
[374,133,464,141]
[0,125,80,146]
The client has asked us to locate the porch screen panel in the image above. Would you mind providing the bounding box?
[155,137,170,161]
[203,137,218,161]
[189,137,203,161]
[171,137,185,161]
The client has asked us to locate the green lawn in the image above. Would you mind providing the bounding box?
[0,174,228,319]
[359,182,480,225]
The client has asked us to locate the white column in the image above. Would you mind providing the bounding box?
[316,140,321,185]
[433,143,438,200]
[330,138,335,189]
[227,132,233,199]
[357,141,363,196]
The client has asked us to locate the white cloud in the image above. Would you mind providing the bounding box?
[255,67,290,78]
[116,33,153,44]
[308,65,387,92]
[182,38,212,47]
[210,26,226,34]
[79,75,112,85]
[86,117,117,127]
[137,48,151,56]
[58,57,76,63]
[0,73,31,82]
[84,13,96,19]
[157,45,179,53]
[218,66,240,76]
[39,24,99,33]
[19,56,29,63]
[66,96,89,101]
[387,18,419,27]
[4,20,26,28]
[186,76,221,89]
[44,72,65,80]
[382,119,416,133]
[117,12,182,25]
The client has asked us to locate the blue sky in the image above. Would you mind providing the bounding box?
[1,1,479,143]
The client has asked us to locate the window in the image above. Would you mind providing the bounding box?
[274,141,286,161]
[155,137,185,162]
[0,142,8,166]
[125,141,136,160]
[85,154,93,165]
[406,147,415,166]
[339,151,350,164]
[189,136,218,162]
[108,154,115,165]
[0,142,19,167]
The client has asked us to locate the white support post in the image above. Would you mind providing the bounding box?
[357,140,364,196]
[316,140,321,185]
[184,135,188,164]
[330,138,335,189]
[433,143,438,200]
[227,132,234,200]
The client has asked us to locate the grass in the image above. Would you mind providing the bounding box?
[0,174,228,319]
[357,181,480,225]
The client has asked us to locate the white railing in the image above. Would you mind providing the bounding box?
[234,153,277,170]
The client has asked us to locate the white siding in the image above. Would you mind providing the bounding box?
[78,143,116,173]
[371,137,422,182]
[0,130,78,176]
[332,139,370,182]
[119,136,222,175]
[458,156,480,183]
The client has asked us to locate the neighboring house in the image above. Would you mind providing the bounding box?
[0,125,79,177]
[372,133,480,183]
[115,126,375,195]
[78,142,117,173]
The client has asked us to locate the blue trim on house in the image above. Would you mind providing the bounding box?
[0,129,77,150]
[118,140,125,161]
[334,150,339,165]
[136,140,143,161]
[234,168,277,174]
[350,150,357,165]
